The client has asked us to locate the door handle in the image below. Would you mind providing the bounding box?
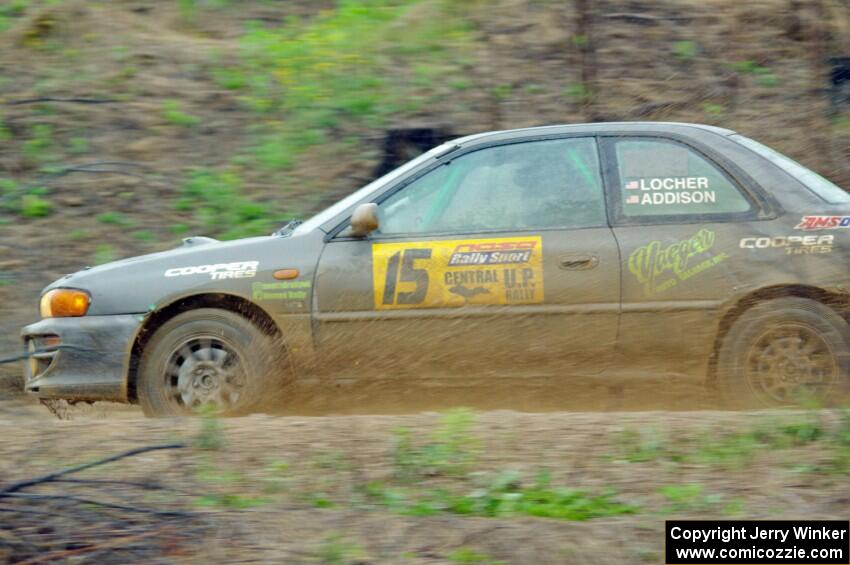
[559,254,599,270]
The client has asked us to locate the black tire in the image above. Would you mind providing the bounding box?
[137,308,285,417]
[717,297,850,408]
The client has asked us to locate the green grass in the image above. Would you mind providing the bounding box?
[23,124,54,164]
[673,40,697,59]
[393,408,479,481]
[448,548,502,564]
[359,470,636,521]
[161,100,201,127]
[20,194,52,217]
[213,0,474,171]
[96,211,131,226]
[92,244,115,265]
[176,168,281,239]
[615,416,826,469]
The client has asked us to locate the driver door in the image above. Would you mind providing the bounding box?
[313,136,621,378]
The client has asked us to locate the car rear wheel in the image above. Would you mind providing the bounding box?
[137,308,284,417]
[717,297,849,408]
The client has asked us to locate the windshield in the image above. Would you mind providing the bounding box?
[292,143,452,235]
[731,134,850,204]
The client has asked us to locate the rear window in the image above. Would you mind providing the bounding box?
[732,134,850,204]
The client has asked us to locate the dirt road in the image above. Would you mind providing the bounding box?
[1,396,847,564]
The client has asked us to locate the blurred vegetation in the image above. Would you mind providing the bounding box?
[0,0,846,258]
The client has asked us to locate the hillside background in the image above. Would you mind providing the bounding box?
[1,0,848,365]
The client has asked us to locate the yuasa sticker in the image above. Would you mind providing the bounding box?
[372,237,544,310]
[628,228,727,297]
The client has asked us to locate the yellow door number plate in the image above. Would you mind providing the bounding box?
[372,236,544,309]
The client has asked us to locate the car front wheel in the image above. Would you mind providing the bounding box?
[137,308,284,417]
[717,297,849,408]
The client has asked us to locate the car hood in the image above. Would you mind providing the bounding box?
[43,231,322,316]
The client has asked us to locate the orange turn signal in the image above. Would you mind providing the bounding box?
[273,269,299,280]
[40,289,91,318]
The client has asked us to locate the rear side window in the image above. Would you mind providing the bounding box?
[615,139,752,217]
[731,134,850,204]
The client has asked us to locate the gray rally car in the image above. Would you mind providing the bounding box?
[22,122,850,416]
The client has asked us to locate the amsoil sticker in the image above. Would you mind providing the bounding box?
[795,216,850,230]
[628,228,728,297]
[623,177,716,207]
[372,237,544,310]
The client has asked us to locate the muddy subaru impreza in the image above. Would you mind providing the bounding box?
[22,122,850,415]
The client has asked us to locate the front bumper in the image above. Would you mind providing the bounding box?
[21,314,143,402]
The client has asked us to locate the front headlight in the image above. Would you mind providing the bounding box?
[40,288,91,318]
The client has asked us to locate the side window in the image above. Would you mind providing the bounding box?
[377,138,605,235]
[615,139,751,217]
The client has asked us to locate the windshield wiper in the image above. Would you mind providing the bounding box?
[272,220,302,237]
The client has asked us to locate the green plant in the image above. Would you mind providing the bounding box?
[448,548,500,564]
[313,535,364,565]
[162,100,200,127]
[97,211,131,226]
[360,470,636,522]
[617,429,673,463]
[193,403,225,450]
[673,40,697,59]
[20,194,52,217]
[393,408,479,480]
[222,0,474,171]
[194,493,266,509]
[68,136,89,154]
[175,168,279,239]
[132,230,155,243]
[23,124,54,164]
[92,244,115,265]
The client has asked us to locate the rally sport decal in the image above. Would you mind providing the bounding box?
[372,237,544,310]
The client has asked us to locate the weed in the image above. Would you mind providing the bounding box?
[564,83,591,103]
[176,168,278,239]
[193,403,225,451]
[448,548,500,564]
[224,0,474,170]
[194,493,266,509]
[703,103,726,115]
[361,470,635,521]
[617,429,672,463]
[658,484,719,513]
[23,124,53,164]
[393,408,478,480]
[673,40,697,59]
[20,194,52,217]
[313,535,364,565]
[132,230,155,243]
[97,211,131,226]
[92,245,115,265]
[68,136,89,154]
[829,410,850,473]
[162,100,200,127]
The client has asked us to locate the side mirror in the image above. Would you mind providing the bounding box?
[350,203,380,237]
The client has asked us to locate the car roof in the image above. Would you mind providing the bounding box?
[449,121,737,147]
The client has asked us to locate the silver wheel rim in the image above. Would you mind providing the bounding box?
[745,323,839,404]
[163,336,246,411]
